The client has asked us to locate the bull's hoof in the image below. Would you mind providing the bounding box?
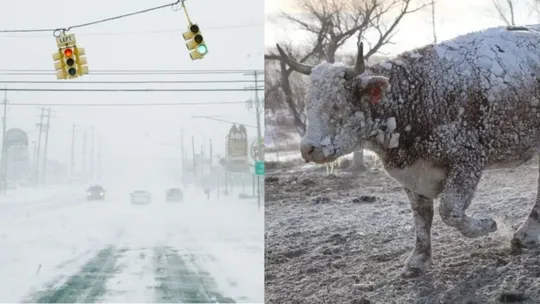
[459,216,497,238]
[400,266,425,278]
[400,252,431,279]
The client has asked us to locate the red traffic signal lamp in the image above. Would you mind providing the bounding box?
[63,47,77,76]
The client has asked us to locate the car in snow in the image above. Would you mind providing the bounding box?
[87,185,106,201]
[165,188,183,202]
[130,190,152,205]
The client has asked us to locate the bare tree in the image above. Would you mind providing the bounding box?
[265,58,309,135]
[266,0,429,170]
[265,33,326,136]
[430,0,437,44]
[492,0,517,25]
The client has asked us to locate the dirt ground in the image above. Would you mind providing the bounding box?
[265,156,540,304]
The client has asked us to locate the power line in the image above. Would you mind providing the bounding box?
[1,88,262,92]
[6,101,247,107]
[0,69,262,73]
[0,0,183,33]
[0,80,256,84]
[0,69,265,76]
[0,24,263,38]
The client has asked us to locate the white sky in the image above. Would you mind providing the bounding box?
[0,0,264,183]
[265,0,540,55]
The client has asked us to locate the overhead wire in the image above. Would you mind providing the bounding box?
[0,69,265,76]
[0,23,264,39]
[5,101,248,107]
[0,80,256,84]
[0,23,264,38]
[0,0,184,34]
[1,88,262,92]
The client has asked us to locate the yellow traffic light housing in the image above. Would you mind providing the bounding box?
[52,32,89,79]
[52,50,66,79]
[182,24,208,60]
[74,46,89,76]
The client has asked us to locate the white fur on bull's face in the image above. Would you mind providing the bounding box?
[300,62,387,164]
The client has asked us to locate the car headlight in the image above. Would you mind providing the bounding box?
[100,192,104,195]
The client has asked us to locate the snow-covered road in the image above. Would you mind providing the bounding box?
[0,186,263,303]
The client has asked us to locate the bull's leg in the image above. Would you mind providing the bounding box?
[438,166,497,238]
[401,188,433,278]
[512,161,540,249]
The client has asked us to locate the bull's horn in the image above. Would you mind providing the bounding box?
[344,41,366,80]
[276,44,314,76]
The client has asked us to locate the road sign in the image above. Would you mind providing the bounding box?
[227,124,249,172]
[251,138,264,161]
[255,161,264,176]
[56,33,76,47]
[5,128,28,147]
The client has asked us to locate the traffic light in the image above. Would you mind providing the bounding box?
[52,50,66,79]
[53,46,88,79]
[183,24,208,60]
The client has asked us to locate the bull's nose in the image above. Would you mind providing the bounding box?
[299,141,316,162]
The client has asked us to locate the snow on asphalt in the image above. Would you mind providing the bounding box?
[0,185,263,303]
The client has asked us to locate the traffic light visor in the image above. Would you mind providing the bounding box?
[64,48,73,57]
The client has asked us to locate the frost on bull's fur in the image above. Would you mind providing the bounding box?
[276,24,540,278]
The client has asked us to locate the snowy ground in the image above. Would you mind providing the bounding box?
[0,184,263,303]
[265,154,540,304]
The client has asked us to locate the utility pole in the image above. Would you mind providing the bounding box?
[41,108,51,187]
[181,129,185,176]
[200,144,204,177]
[90,127,95,180]
[254,71,263,208]
[32,141,37,173]
[34,107,46,187]
[0,88,8,195]
[209,138,213,168]
[82,130,87,181]
[70,124,76,181]
[244,70,263,208]
[96,139,101,179]
[191,135,196,178]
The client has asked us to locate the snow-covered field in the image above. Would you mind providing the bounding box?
[0,185,263,303]
[265,154,540,304]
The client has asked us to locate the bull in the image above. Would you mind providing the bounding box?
[276,24,540,278]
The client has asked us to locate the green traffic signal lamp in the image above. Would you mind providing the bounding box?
[197,44,207,54]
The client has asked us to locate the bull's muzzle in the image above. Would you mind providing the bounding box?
[299,141,315,163]
[299,140,329,164]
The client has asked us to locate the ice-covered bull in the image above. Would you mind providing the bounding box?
[277,24,540,278]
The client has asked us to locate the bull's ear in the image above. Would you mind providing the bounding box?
[362,76,390,104]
